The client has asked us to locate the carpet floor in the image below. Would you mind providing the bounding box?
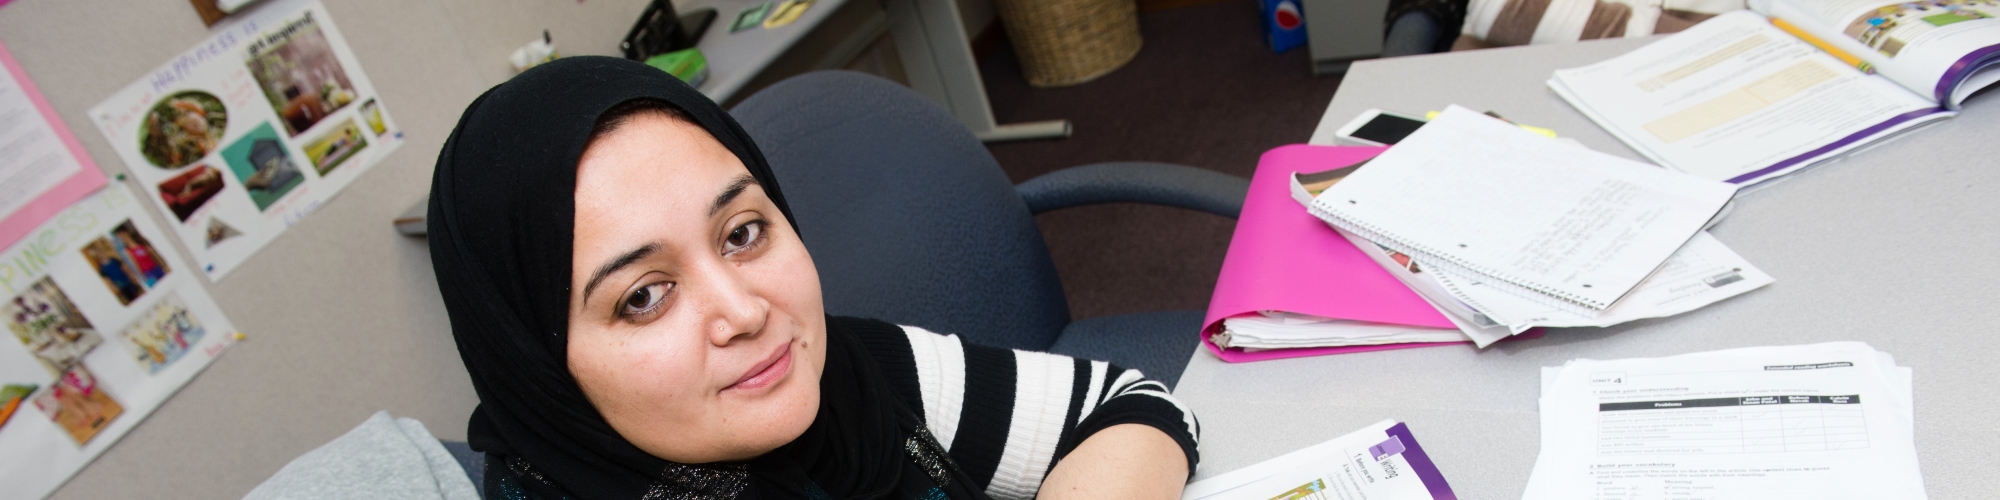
[981,0,1345,320]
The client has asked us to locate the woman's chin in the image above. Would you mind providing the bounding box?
[726,348,822,458]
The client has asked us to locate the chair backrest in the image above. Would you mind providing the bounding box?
[730,71,1070,351]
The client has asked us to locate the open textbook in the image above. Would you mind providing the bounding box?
[1524,342,1924,499]
[1550,1,2000,185]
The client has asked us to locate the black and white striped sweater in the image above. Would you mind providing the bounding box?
[851,322,1201,500]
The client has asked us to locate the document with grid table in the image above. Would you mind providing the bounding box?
[1524,342,1922,499]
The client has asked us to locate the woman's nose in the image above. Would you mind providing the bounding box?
[701,261,769,346]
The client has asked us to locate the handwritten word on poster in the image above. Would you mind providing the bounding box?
[0,186,239,500]
[89,0,401,280]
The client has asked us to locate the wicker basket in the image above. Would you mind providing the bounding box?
[993,0,1143,88]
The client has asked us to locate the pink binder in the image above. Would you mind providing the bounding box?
[1201,145,1536,362]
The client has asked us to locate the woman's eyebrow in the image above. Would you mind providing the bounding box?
[582,243,659,302]
[708,174,759,218]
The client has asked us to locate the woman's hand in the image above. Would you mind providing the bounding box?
[1038,423,1188,499]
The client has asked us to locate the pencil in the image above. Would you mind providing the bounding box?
[1770,17,1875,74]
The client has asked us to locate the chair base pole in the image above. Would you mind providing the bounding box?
[974,119,1072,143]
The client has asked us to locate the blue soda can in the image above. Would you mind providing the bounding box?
[1262,0,1306,53]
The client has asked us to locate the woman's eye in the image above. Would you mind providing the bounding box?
[620,282,671,317]
[723,220,766,253]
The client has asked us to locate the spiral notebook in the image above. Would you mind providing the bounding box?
[1303,106,1738,314]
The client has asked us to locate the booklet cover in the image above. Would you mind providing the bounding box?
[1183,419,1456,500]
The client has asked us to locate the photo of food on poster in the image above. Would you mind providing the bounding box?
[88,0,401,280]
[0,186,238,500]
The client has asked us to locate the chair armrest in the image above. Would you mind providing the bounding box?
[1015,162,1249,218]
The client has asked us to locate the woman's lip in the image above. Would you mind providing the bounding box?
[727,342,793,392]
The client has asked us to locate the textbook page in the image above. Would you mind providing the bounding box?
[1549,11,1952,184]
[1183,420,1457,500]
[1523,343,1925,499]
[1754,0,2000,107]
[1310,106,1737,313]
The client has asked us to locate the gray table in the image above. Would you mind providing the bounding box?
[1172,36,2000,498]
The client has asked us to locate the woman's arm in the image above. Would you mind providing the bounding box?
[1038,423,1188,499]
[864,324,1200,500]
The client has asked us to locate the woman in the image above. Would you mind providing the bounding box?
[428,56,1198,499]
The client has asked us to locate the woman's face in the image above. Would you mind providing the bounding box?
[566,112,826,464]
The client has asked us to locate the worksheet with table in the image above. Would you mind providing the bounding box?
[1525,342,1922,499]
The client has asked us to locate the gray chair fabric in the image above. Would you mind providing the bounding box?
[1049,310,1207,388]
[1017,161,1247,218]
[440,441,485,498]
[731,71,1243,389]
[244,412,479,500]
[732,71,1072,352]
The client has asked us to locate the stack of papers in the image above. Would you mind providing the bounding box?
[1291,107,1773,346]
[1183,419,1457,500]
[1216,312,1464,351]
[1526,342,1923,499]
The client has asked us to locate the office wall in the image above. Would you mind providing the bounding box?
[0,0,653,498]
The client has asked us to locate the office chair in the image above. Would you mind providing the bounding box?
[728,70,1247,389]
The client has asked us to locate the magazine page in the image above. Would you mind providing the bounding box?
[1548,11,1951,184]
[1755,0,2000,107]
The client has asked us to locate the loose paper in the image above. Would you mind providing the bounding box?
[88,0,402,280]
[1525,342,1925,499]
[0,41,108,249]
[0,186,238,500]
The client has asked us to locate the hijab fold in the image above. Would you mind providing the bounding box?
[429,57,980,499]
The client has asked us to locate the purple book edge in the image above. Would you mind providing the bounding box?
[1933,44,2000,104]
[1724,107,1946,184]
[1386,422,1457,500]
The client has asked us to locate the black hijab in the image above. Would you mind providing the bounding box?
[427,57,983,499]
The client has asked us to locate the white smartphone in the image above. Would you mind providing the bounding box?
[217,0,261,13]
[1332,109,1427,147]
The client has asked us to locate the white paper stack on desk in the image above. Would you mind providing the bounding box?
[1527,342,1923,499]
[1291,106,1775,346]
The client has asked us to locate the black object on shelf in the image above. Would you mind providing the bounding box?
[620,0,718,61]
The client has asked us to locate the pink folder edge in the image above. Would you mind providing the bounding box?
[0,40,109,249]
[1200,144,1540,363]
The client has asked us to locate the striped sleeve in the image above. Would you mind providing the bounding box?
[888,325,1200,500]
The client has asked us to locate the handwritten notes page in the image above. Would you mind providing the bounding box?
[1310,106,1737,313]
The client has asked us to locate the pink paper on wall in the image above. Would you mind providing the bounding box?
[0,40,108,248]
[1201,144,1461,362]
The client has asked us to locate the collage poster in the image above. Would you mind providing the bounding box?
[0,186,238,500]
[88,0,402,280]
